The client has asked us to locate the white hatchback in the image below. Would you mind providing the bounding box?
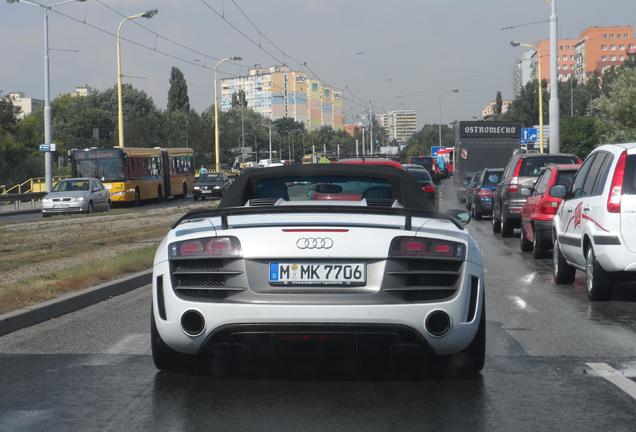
[552,143,636,300]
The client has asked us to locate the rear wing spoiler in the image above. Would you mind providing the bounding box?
[172,205,464,230]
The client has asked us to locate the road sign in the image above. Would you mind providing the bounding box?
[521,128,538,143]
[39,143,56,152]
[431,146,444,156]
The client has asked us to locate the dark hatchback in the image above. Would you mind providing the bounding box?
[403,164,438,211]
[467,168,504,219]
[193,173,231,200]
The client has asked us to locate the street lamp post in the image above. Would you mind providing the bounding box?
[511,41,545,153]
[438,89,459,148]
[569,79,592,117]
[7,0,87,192]
[262,123,273,162]
[116,9,157,149]
[213,56,241,173]
[548,0,560,153]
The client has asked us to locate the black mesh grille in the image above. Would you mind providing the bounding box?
[382,258,463,302]
[170,258,245,300]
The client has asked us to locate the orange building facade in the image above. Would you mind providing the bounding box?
[530,26,635,85]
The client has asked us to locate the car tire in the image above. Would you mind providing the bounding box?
[193,195,199,201]
[105,200,111,212]
[151,309,208,374]
[86,202,93,214]
[42,213,51,218]
[501,213,514,237]
[472,203,482,220]
[532,230,548,259]
[553,238,576,284]
[430,302,485,379]
[520,225,532,252]
[492,211,501,234]
[586,247,613,301]
[135,189,141,207]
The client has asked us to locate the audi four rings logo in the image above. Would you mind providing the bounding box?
[296,238,334,249]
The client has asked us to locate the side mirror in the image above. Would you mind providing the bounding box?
[520,187,532,197]
[550,184,567,199]
[446,209,471,226]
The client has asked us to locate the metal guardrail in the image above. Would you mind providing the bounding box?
[0,177,68,195]
[0,192,47,213]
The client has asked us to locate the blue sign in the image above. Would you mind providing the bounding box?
[39,143,56,152]
[521,128,538,143]
[431,146,444,156]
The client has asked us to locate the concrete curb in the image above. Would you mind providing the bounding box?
[0,269,152,337]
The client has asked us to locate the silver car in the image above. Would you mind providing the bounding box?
[41,178,110,217]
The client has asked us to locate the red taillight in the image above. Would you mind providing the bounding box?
[170,236,242,258]
[390,237,466,260]
[421,184,436,193]
[179,240,203,256]
[607,150,627,213]
[508,159,523,192]
[539,199,560,215]
[478,188,493,198]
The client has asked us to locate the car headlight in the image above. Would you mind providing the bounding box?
[194,186,200,190]
[74,197,85,202]
[213,185,221,189]
[42,198,52,203]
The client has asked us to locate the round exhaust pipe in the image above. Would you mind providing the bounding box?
[181,310,205,336]
[425,310,451,337]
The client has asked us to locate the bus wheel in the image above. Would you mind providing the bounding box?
[157,186,163,203]
[182,183,188,199]
[135,189,141,206]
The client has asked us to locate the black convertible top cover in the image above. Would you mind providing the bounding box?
[219,164,433,211]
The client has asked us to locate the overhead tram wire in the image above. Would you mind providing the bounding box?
[94,0,246,69]
[43,7,238,77]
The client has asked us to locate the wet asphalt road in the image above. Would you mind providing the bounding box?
[1,180,636,431]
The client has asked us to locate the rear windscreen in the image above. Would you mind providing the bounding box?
[519,156,579,177]
[410,157,433,170]
[406,170,432,184]
[624,155,636,195]
[483,171,502,186]
[556,171,577,191]
[255,176,393,202]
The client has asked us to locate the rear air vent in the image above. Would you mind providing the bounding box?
[382,258,463,302]
[365,198,397,207]
[466,276,479,322]
[247,198,281,207]
[156,275,166,320]
[170,258,247,301]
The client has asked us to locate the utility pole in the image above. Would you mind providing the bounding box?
[369,109,374,157]
[355,139,359,157]
[549,0,560,154]
[361,127,366,157]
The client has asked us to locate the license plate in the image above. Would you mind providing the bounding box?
[269,262,366,286]
[202,190,212,194]
[54,203,68,208]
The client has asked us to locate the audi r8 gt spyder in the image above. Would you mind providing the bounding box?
[151,164,485,377]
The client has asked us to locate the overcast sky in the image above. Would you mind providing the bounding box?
[1,0,634,127]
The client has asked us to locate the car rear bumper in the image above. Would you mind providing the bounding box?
[152,259,485,357]
[594,241,636,273]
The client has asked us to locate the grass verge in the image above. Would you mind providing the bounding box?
[0,244,157,315]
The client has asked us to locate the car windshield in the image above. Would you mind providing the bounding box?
[556,171,577,191]
[198,174,223,182]
[53,180,89,192]
[254,176,393,201]
[406,169,432,184]
[519,156,579,177]
[483,171,502,186]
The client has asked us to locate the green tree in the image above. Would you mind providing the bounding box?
[167,67,190,113]
[589,67,636,143]
[403,124,454,158]
[560,116,599,158]
[495,91,503,115]
[231,89,247,109]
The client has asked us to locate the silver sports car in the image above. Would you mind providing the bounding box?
[151,164,485,377]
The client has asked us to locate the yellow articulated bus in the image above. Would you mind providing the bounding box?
[69,147,194,204]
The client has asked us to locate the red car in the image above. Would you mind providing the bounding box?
[519,164,581,258]
[335,158,403,170]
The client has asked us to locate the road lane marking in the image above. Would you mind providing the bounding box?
[506,295,538,313]
[520,272,537,285]
[105,333,150,355]
[586,362,636,400]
